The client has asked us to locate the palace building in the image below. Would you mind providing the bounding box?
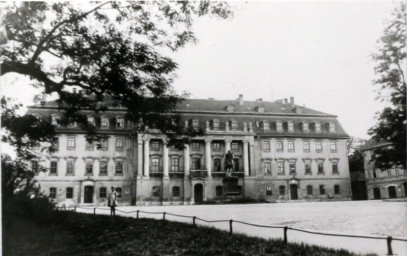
[29,94,352,206]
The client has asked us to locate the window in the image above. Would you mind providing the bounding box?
[51,115,60,126]
[192,142,200,151]
[101,139,108,150]
[231,120,238,130]
[151,141,160,151]
[233,158,240,171]
[85,140,94,150]
[276,121,283,132]
[319,185,326,195]
[264,161,272,175]
[170,158,179,172]
[99,160,108,176]
[263,141,271,151]
[288,141,295,152]
[213,119,220,129]
[288,121,294,132]
[66,187,73,199]
[334,185,340,194]
[315,141,322,153]
[66,160,74,175]
[276,141,283,152]
[216,186,223,196]
[372,169,377,178]
[101,116,109,128]
[115,160,123,175]
[213,142,221,151]
[49,187,56,198]
[87,116,95,126]
[317,161,324,174]
[192,119,199,129]
[315,122,321,133]
[277,161,285,175]
[151,158,160,172]
[100,187,107,198]
[307,185,313,195]
[263,121,270,131]
[329,122,336,133]
[31,161,38,172]
[279,185,285,196]
[266,186,273,196]
[85,162,93,175]
[116,138,124,150]
[303,141,310,152]
[330,142,337,152]
[67,120,76,128]
[116,187,122,198]
[289,160,296,175]
[332,161,339,174]
[116,117,124,128]
[231,142,239,151]
[67,137,75,150]
[304,160,312,175]
[50,161,58,174]
[226,105,234,112]
[192,158,201,170]
[214,158,221,172]
[152,186,161,197]
[257,106,264,113]
[302,122,309,132]
[172,186,180,197]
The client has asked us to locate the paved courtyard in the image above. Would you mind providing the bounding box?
[78,200,407,255]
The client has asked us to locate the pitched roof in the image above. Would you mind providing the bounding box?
[360,138,392,151]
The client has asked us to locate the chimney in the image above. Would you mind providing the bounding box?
[73,88,77,94]
[290,96,294,105]
[283,98,288,104]
[80,90,87,96]
[238,94,243,105]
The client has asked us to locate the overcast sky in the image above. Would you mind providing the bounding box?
[1,0,400,140]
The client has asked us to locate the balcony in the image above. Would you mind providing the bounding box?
[190,170,208,178]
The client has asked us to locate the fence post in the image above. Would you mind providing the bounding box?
[193,216,196,227]
[136,210,139,219]
[229,219,233,235]
[163,212,166,221]
[387,236,393,255]
[94,207,96,215]
[74,206,76,212]
[283,226,288,244]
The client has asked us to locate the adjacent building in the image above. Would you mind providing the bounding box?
[361,139,407,199]
[29,94,352,206]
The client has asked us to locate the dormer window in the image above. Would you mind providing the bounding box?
[87,116,95,126]
[226,105,234,112]
[213,119,220,130]
[230,120,238,130]
[67,120,77,128]
[101,116,109,128]
[276,121,283,132]
[51,114,60,127]
[315,122,321,133]
[262,121,270,131]
[116,116,124,128]
[329,122,336,133]
[192,119,199,129]
[301,122,309,133]
[287,121,294,132]
[257,106,264,113]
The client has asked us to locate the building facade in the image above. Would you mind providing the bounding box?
[29,95,352,206]
[361,139,407,200]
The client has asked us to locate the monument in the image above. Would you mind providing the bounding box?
[222,150,240,196]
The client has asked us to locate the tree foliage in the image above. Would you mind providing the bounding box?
[369,2,406,168]
[1,1,232,148]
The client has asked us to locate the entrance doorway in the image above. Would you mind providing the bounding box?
[403,182,407,197]
[373,187,381,199]
[290,184,298,200]
[84,186,94,203]
[194,184,203,203]
[388,186,397,198]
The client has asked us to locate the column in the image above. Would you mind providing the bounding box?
[243,140,249,177]
[205,138,212,177]
[137,137,143,177]
[184,144,190,177]
[249,141,255,177]
[143,138,150,177]
[163,143,169,178]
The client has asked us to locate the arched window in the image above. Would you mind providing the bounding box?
[213,158,221,172]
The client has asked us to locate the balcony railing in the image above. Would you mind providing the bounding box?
[190,170,208,178]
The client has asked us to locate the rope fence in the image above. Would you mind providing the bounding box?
[57,206,407,256]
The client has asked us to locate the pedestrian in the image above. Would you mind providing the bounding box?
[108,186,117,216]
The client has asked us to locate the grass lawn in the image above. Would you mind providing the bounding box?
[3,211,360,256]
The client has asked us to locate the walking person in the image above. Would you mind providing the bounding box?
[108,186,118,216]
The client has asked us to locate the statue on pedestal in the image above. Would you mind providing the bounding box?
[224,150,235,177]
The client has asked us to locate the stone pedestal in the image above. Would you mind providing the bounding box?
[223,176,240,196]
